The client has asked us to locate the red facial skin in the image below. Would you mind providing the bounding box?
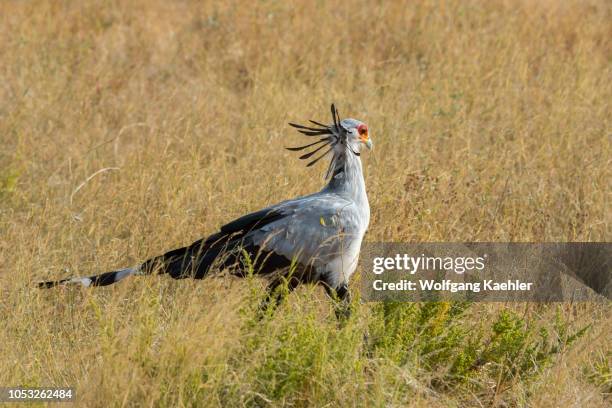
[357,123,369,141]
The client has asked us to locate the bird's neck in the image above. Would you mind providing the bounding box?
[325,150,368,207]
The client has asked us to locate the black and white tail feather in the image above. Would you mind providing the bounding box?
[38,267,139,288]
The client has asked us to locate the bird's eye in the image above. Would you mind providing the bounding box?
[358,126,368,135]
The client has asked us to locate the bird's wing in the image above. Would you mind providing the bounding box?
[243,193,363,277]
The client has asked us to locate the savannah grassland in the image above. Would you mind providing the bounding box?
[0,0,610,406]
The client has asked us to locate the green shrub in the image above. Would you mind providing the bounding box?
[584,349,611,396]
[369,303,590,391]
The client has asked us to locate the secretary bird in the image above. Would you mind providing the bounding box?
[39,104,372,312]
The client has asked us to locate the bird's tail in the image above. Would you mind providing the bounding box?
[37,228,266,289]
[38,267,140,288]
[38,236,228,289]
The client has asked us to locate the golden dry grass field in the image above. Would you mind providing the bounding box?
[0,0,610,406]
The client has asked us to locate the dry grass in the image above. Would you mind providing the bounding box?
[0,0,610,406]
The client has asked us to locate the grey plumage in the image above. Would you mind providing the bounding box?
[39,104,372,311]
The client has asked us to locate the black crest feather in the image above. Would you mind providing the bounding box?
[286,103,360,175]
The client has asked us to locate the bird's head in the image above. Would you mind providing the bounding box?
[339,118,373,152]
[287,104,372,171]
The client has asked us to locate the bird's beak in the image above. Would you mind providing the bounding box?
[364,138,373,150]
